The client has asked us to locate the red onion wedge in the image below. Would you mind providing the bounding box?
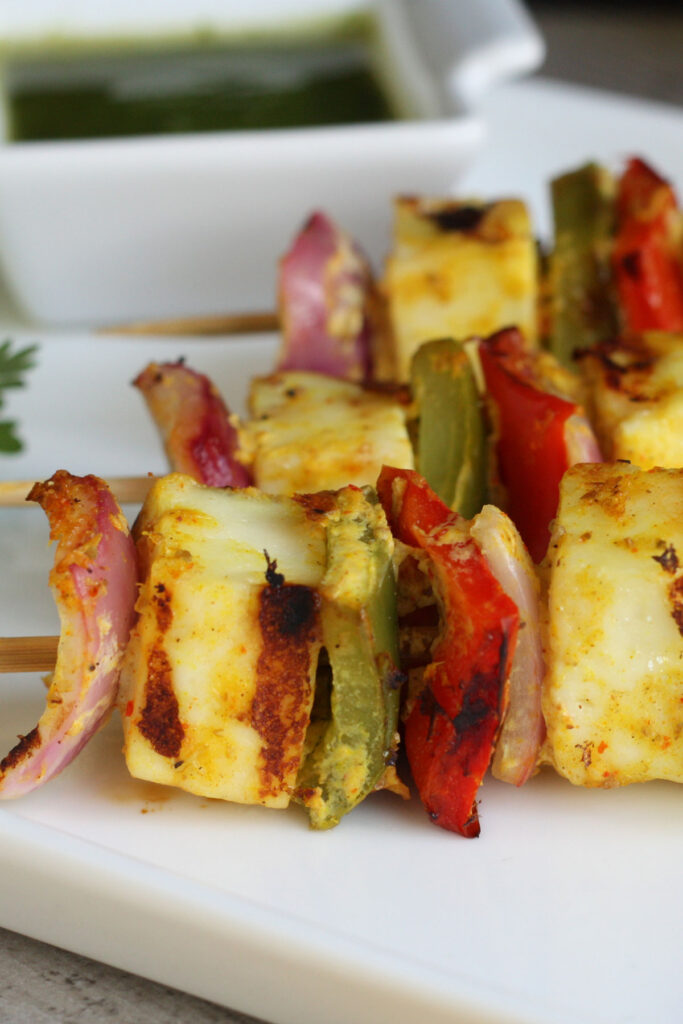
[0,471,137,798]
[134,361,251,487]
[564,411,603,465]
[277,211,385,383]
[470,504,545,786]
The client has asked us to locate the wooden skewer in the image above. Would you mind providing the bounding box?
[0,475,154,508]
[99,310,279,337]
[0,635,58,673]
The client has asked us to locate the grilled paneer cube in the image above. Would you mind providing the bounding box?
[119,474,402,821]
[542,462,683,786]
[580,332,683,469]
[244,371,413,494]
[120,474,327,808]
[383,197,538,381]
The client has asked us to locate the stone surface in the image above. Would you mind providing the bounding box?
[0,927,260,1024]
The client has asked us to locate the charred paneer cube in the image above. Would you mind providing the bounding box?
[542,462,683,787]
[383,197,538,381]
[119,474,402,824]
[579,331,683,469]
[244,371,413,494]
[120,474,326,807]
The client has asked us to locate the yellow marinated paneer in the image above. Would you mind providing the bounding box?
[119,474,327,808]
[383,197,539,381]
[542,462,683,787]
[244,371,413,494]
[580,332,683,469]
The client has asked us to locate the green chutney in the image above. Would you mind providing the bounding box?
[4,40,398,141]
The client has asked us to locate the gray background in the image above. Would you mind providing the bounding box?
[528,0,683,106]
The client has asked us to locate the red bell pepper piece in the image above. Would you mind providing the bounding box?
[612,157,683,334]
[478,328,580,564]
[377,467,518,837]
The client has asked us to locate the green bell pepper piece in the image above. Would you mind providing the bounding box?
[410,337,487,519]
[548,162,617,367]
[296,486,402,829]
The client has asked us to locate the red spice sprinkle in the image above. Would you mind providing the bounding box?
[598,741,608,753]
[125,700,134,717]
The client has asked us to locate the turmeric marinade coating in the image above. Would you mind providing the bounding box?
[119,474,328,807]
[542,462,683,786]
[580,332,683,470]
[383,196,539,382]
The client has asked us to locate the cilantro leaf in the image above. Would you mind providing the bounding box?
[0,420,22,453]
[0,340,39,454]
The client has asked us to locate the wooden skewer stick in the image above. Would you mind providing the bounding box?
[99,310,279,337]
[0,475,154,508]
[0,635,59,673]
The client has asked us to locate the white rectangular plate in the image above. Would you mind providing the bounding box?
[1,80,683,1024]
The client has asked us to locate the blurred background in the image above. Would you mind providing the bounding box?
[528,0,682,105]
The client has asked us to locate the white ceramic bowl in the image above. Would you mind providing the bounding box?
[0,0,544,325]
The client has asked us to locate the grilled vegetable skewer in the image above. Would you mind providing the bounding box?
[3,153,682,835]
[4,458,682,822]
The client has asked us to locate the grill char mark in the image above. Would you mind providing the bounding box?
[0,727,41,775]
[252,582,322,798]
[139,646,185,759]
